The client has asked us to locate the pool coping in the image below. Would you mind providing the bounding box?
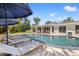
[25,33,79,38]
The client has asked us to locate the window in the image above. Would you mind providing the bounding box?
[75,25,79,34]
[59,26,66,33]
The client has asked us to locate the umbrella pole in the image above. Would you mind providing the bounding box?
[6,19,8,45]
[4,4,8,45]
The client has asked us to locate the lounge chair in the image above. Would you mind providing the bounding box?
[2,37,31,46]
[0,41,43,56]
[1,36,32,48]
[8,38,31,45]
[0,43,21,56]
[19,41,43,55]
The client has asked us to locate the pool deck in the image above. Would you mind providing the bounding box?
[1,34,79,56]
[23,33,79,56]
[25,44,79,56]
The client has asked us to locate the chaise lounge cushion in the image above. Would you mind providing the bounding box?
[19,41,42,55]
[0,43,21,56]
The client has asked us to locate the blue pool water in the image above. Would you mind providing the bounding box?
[28,34,79,46]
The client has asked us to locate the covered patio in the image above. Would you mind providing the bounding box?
[31,25,54,34]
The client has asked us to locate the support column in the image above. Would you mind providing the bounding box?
[50,26,52,34]
[46,27,47,33]
[41,27,43,33]
[35,27,37,33]
[54,24,59,34]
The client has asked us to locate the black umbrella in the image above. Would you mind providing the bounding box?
[0,3,32,45]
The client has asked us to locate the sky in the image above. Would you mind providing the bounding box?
[27,3,79,25]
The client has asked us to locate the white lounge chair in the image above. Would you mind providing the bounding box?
[0,43,21,56]
[8,38,31,45]
[0,41,43,56]
[2,37,31,45]
[19,41,43,55]
[9,38,32,48]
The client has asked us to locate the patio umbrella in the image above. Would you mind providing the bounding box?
[0,19,18,26]
[0,3,32,45]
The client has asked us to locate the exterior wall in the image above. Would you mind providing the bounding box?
[66,24,75,35]
[54,24,59,34]
[31,27,37,33]
[31,22,79,36]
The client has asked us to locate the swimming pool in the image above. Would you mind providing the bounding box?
[27,34,79,47]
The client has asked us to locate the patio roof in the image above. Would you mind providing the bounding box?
[32,21,79,27]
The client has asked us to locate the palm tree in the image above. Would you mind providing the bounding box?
[33,17,40,25]
[63,17,74,23]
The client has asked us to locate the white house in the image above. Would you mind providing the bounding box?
[31,22,79,37]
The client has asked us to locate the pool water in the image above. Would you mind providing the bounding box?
[28,34,79,46]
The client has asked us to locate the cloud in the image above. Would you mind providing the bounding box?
[64,6,77,12]
[49,13,57,17]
